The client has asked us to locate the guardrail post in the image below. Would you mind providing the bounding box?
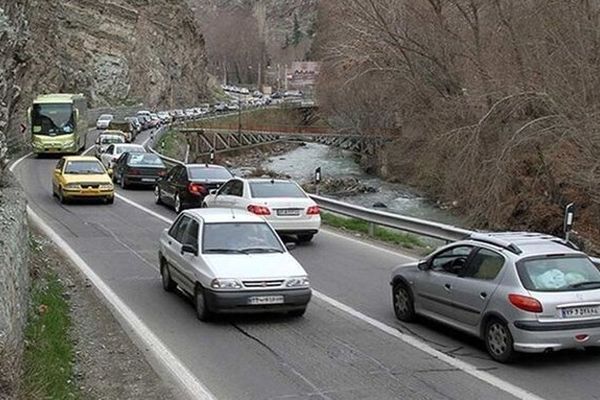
[368,222,375,237]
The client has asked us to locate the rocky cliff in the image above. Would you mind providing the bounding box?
[1,0,209,158]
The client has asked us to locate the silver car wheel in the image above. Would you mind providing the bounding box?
[394,288,409,315]
[487,322,509,356]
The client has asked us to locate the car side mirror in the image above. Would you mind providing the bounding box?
[417,260,429,271]
[181,244,198,256]
[285,242,296,251]
[107,168,113,177]
[209,189,217,195]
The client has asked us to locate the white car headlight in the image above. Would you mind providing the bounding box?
[211,278,243,290]
[285,277,310,288]
[62,141,75,148]
[99,184,113,190]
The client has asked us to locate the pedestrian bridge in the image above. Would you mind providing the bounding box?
[177,128,391,157]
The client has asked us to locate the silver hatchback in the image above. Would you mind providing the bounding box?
[390,232,600,362]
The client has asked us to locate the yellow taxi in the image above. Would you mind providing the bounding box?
[52,156,115,204]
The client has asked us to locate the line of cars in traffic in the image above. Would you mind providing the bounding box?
[57,108,600,364]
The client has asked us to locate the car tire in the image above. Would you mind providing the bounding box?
[174,194,183,214]
[194,285,212,322]
[392,282,416,322]
[297,234,314,243]
[160,260,177,292]
[58,187,67,204]
[485,318,517,363]
[288,307,307,318]
[154,186,163,205]
[105,196,114,205]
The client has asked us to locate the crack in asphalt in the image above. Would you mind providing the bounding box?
[231,323,334,400]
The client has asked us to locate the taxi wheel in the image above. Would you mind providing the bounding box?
[58,188,67,204]
[105,196,114,205]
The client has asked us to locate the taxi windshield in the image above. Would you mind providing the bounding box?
[64,161,105,175]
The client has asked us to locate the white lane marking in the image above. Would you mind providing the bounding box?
[114,192,545,400]
[27,208,217,400]
[320,229,418,260]
[11,155,217,400]
[312,292,544,400]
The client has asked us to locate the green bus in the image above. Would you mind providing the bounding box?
[29,93,88,155]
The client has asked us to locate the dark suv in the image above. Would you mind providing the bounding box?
[154,164,233,213]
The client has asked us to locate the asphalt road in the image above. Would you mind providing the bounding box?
[12,127,600,400]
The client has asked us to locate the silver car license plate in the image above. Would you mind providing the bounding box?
[248,295,284,305]
[141,178,156,182]
[277,209,301,216]
[561,305,600,318]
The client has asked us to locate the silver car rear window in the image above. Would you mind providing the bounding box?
[249,182,306,198]
[517,256,600,292]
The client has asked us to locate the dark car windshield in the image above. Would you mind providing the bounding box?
[32,104,74,136]
[127,153,164,167]
[517,256,600,292]
[249,182,306,198]
[100,136,124,145]
[188,167,232,181]
[64,160,105,175]
[203,223,284,254]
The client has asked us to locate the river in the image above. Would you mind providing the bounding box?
[257,142,462,226]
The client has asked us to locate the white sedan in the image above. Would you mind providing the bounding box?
[158,208,311,320]
[100,143,146,169]
[96,114,113,129]
[203,178,321,242]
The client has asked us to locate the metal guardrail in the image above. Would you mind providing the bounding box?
[310,194,473,242]
[147,122,474,243]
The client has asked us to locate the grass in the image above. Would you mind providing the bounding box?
[158,129,185,160]
[22,246,79,400]
[321,212,428,250]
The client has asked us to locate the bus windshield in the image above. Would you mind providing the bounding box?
[32,103,75,136]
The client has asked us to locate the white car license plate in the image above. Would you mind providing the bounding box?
[248,295,284,305]
[277,209,301,216]
[141,178,156,182]
[561,305,600,318]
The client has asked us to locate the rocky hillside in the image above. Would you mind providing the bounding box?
[189,0,317,61]
[0,0,209,162]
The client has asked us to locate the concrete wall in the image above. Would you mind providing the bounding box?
[0,174,29,397]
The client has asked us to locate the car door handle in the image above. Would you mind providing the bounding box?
[480,292,487,299]
[444,283,452,291]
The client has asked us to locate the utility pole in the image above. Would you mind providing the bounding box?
[258,62,262,90]
[238,96,242,140]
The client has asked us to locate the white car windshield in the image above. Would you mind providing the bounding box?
[203,223,284,254]
[249,182,306,198]
[100,136,124,145]
[518,256,600,291]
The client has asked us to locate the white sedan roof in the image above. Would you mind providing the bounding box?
[185,208,265,224]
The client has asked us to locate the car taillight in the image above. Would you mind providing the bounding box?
[508,294,543,313]
[247,205,271,216]
[188,182,207,196]
[307,205,320,215]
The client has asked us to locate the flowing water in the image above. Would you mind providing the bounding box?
[260,142,463,226]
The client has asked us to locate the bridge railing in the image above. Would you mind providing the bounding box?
[147,125,473,243]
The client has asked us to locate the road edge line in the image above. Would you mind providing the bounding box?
[27,207,217,400]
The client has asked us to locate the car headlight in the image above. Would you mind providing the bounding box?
[99,184,113,190]
[210,278,243,290]
[62,141,75,148]
[285,276,310,288]
[64,183,80,189]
